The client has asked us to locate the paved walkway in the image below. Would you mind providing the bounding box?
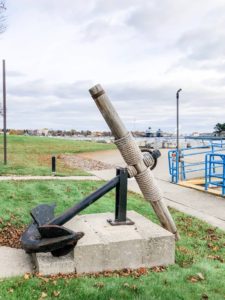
[79,150,225,231]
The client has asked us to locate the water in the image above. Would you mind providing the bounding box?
[51,135,208,149]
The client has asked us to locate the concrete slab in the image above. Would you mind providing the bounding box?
[0,246,33,278]
[34,211,175,275]
[33,253,75,276]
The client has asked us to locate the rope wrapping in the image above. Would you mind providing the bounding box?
[114,133,143,165]
[114,132,178,238]
[143,152,155,169]
[126,165,138,178]
[135,168,163,202]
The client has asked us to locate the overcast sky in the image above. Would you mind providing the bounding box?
[1,0,225,133]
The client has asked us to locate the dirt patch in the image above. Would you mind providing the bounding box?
[0,222,24,248]
[37,154,51,165]
[30,266,166,280]
[60,154,115,171]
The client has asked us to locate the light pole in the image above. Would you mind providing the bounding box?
[2,59,7,165]
[176,88,182,180]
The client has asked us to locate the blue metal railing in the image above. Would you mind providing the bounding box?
[168,141,225,184]
[168,150,180,183]
[205,153,225,196]
[168,146,211,183]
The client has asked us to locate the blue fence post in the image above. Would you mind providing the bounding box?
[168,143,225,193]
[176,150,179,183]
[205,154,209,191]
[204,153,225,196]
[223,156,225,196]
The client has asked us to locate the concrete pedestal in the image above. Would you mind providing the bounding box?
[34,211,175,275]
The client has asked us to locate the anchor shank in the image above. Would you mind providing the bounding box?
[49,175,120,226]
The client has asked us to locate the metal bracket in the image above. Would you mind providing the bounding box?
[107,168,134,226]
[107,218,134,226]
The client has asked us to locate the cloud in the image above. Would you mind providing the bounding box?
[6,70,25,77]
[173,3,225,72]
[5,77,225,132]
[1,0,225,132]
[8,79,93,99]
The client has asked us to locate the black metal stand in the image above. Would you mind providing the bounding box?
[21,167,134,256]
[52,156,56,173]
[107,168,134,226]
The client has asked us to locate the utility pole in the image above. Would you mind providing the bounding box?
[176,88,182,180]
[176,89,182,154]
[2,59,7,165]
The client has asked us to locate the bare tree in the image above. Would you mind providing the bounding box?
[0,1,6,34]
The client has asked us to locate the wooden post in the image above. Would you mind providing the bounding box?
[89,84,179,239]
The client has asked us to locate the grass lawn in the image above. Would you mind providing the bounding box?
[0,180,224,299]
[0,135,115,176]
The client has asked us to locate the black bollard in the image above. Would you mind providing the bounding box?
[52,156,56,173]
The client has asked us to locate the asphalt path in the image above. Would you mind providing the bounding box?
[78,149,225,231]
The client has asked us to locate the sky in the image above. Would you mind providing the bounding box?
[1,0,225,133]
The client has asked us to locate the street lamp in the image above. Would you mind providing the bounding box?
[176,88,182,180]
[176,89,182,153]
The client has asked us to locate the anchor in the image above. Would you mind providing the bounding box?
[21,83,178,257]
[21,150,160,257]
[21,168,139,257]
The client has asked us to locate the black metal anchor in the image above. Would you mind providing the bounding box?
[21,168,131,257]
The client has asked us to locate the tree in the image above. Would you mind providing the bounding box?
[0,1,6,34]
[214,123,225,136]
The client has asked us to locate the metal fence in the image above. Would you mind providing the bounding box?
[205,153,225,196]
[168,141,225,185]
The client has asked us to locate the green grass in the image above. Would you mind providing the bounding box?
[0,135,115,176]
[0,261,224,300]
[0,180,224,299]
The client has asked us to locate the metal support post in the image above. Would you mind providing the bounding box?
[108,168,134,226]
[176,88,182,180]
[52,156,56,173]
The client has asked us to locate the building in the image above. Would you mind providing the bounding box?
[145,127,154,137]
[156,129,163,137]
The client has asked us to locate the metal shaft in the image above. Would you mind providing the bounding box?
[176,89,182,180]
[49,175,120,226]
[52,156,56,173]
[115,168,128,222]
[2,60,7,165]
[176,94,179,153]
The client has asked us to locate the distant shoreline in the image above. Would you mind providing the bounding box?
[185,136,225,140]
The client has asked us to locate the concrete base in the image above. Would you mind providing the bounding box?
[34,211,175,275]
[33,252,75,275]
[0,246,33,278]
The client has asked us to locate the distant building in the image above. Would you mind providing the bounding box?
[92,131,103,137]
[192,132,200,137]
[37,128,49,136]
[199,132,214,137]
[145,127,154,137]
[156,129,163,137]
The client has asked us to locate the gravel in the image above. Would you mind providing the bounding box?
[61,154,115,171]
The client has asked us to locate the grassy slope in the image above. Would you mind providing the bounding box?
[0,135,115,176]
[0,180,224,300]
